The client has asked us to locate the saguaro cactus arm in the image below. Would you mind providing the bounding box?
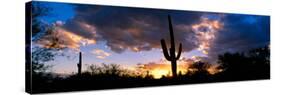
[161,39,171,61]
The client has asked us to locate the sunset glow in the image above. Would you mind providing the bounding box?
[152,69,170,79]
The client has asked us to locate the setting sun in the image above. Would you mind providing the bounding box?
[152,69,170,79]
[148,64,189,79]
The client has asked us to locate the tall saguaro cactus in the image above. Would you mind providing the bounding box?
[161,15,182,78]
[77,52,82,76]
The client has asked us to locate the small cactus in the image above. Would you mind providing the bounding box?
[160,15,182,78]
[77,52,82,76]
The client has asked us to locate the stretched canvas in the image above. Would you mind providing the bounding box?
[26,1,270,94]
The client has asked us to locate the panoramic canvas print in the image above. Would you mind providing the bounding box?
[26,1,270,94]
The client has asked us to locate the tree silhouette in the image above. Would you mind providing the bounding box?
[31,47,55,73]
[188,61,210,80]
[26,2,52,93]
[31,2,51,37]
[87,63,125,77]
[217,45,270,80]
[247,45,270,78]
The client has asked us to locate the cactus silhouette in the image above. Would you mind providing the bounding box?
[77,52,82,76]
[160,15,182,78]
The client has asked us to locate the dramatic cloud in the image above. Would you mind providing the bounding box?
[91,49,111,59]
[191,15,224,55]
[39,4,270,62]
[61,5,204,53]
[36,21,96,50]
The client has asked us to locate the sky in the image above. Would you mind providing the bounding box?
[31,1,270,77]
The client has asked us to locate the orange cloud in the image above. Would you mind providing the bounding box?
[36,21,96,51]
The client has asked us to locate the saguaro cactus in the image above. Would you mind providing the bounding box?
[161,15,182,78]
[77,52,82,76]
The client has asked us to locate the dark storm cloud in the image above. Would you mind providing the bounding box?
[62,5,203,53]
[59,4,269,57]
[208,14,270,59]
[62,19,97,39]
